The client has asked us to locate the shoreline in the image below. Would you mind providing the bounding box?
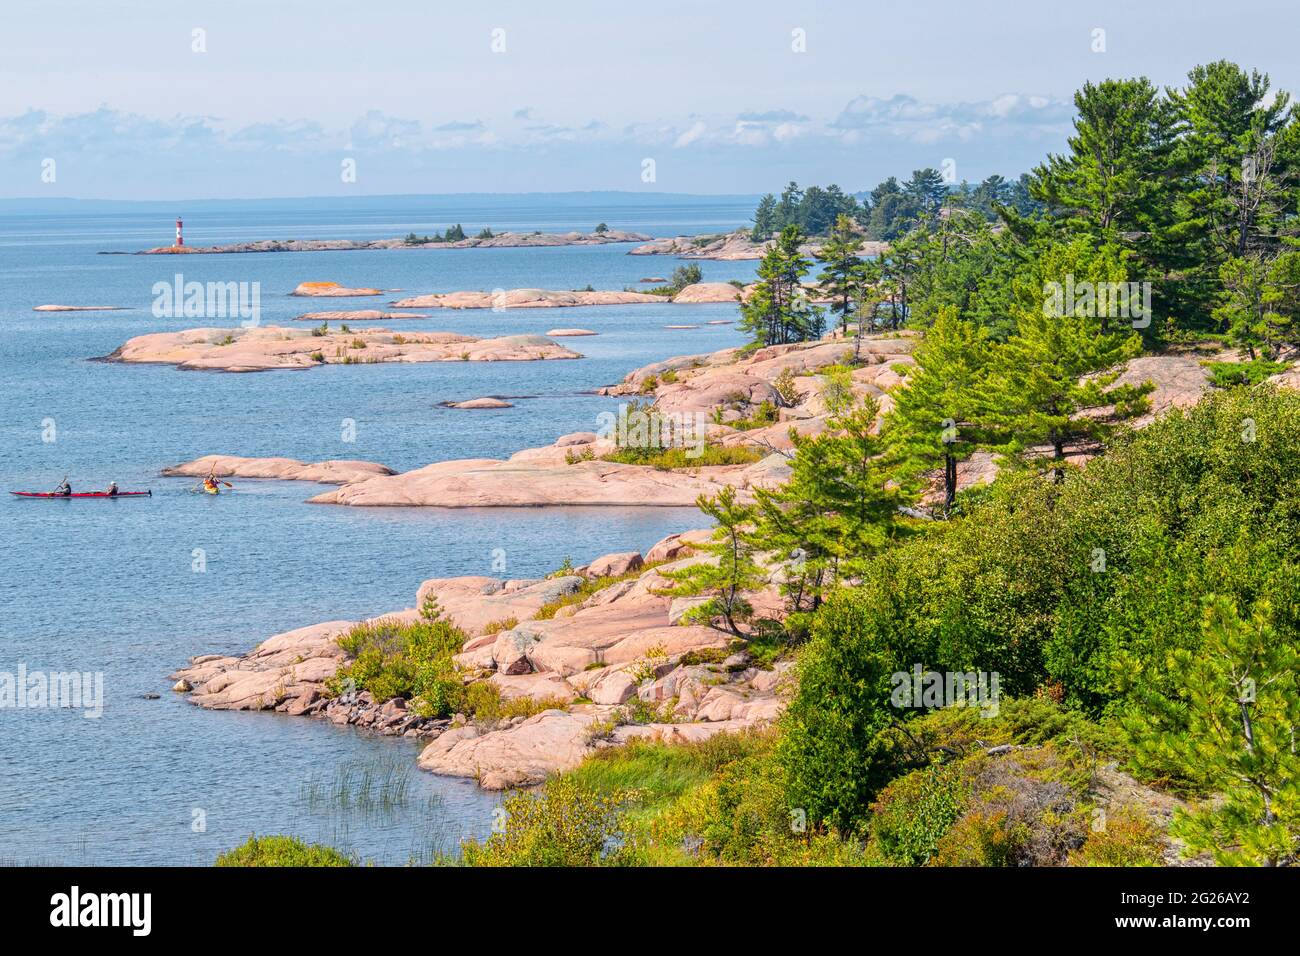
[104,228,652,255]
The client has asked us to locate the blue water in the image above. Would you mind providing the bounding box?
[0,195,755,865]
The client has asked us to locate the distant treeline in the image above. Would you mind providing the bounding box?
[750,173,1042,241]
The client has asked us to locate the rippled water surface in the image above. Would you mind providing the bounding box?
[0,195,755,864]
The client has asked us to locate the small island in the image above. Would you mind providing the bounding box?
[100,326,583,372]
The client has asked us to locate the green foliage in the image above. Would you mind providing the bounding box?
[656,486,768,638]
[1069,806,1166,867]
[884,306,994,514]
[1125,596,1300,866]
[752,396,905,613]
[600,443,763,469]
[326,616,468,717]
[866,764,967,865]
[772,366,800,406]
[816,214,865,336]
[215,835,354,867]
[982,236,1153,479]
[779,386,1300,833]
[646,264,703,296]
[1205,359,1287,388]
[460,776,628,867]
[738,225,825,346]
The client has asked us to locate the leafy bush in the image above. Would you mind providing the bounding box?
[460,776,628,866]
[1204,359,1287,388]
[600,443,763,469]
[1069,806,1166,866]
[779,387,1300,833]
[866,764,966,865]
[215,835,353,867]
[326,616,468,717]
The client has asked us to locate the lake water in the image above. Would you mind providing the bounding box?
[0,194,757,865]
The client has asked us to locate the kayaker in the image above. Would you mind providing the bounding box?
[203,475,219,495]
[106,481,119,497]
[54,478,72,497]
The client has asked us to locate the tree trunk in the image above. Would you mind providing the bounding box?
[944,452,957,516]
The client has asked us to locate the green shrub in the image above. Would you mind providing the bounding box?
[460,776,628,866]
[1204,359,1287,388]
[779,387,1300,832]
[600,443,763,469]
[326,616,468,717]
[866,764,967,865]
[215,835,353,867]
[1069,806,1166,866]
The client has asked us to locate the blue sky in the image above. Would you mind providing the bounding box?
[2,0,1297,199]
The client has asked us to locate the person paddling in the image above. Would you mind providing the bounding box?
[203,475,220,494]
[105,481,119,498]
[53,477,72,497]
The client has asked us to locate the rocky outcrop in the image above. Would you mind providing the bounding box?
[416,575,585,636]
[101,327,581,372]
[171,545,792,790]
[129,230,651,255]
[307,433,790,508]
[291,282,384,297]
[629,229,888,261]
[545,328,598,336]
[162,455,395,484]
[389,283,752,310]
[34,304,127,312]
[670,282,745,303]
[294,310,428,321]
[391,289,665,309]
[441,397,513,409]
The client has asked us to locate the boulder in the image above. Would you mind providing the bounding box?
[586,551,643,578]
[417,710,598,787]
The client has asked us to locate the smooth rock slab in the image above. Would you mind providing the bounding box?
[103,327,581,372]
[162,455,395,484]
[291,281,383,297]
[417,709,599,788]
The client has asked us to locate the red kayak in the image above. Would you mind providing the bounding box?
[11,491,152,499]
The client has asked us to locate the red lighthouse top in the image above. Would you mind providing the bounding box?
[175,217,184,248]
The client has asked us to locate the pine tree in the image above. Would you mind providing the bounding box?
[903,168,948,217]
[1214,254,1273,360]
[1034,78,1177,240]
[982,238,1153,481]
[655,486,767,638]
[750,194,777,241]
[1125,596,1300,867]
[884,306,994,515]
[752,396,904,614]
[816,214,864,337]
[738,225,823,346]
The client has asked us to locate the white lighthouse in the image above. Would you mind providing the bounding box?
[175,217,184,248]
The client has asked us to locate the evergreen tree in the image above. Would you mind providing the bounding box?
[750,193,777,241]
[1034,78,1177,240]
[1126,596,1300,867]
[655,487,767,638]
[903,168,948,217]
[816,214,864,337]
[752,395,904,614]
[884,306,994,515]
[738,225,824,346]
[982,238,1153,481]
[1215,254,1274,360]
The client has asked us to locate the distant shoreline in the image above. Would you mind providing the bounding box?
[101,228,651,256]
